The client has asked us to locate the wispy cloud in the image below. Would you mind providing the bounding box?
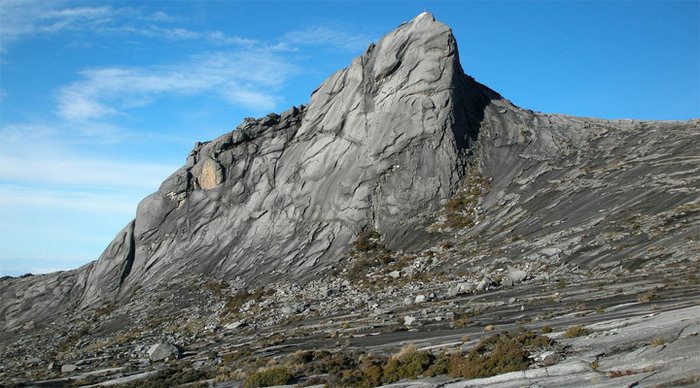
[281,24,376,52]
[0,185,139,214]
[56,51,297,121]
[0,147,175,189]
[0,1,253,52]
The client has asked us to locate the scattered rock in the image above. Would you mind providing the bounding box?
[224,320,246,330]
[389,270,401,279]
[477,276,494,291]
[404,316,417,326]
[61,364,77,373]
[534,350,559,366]
[281,305,299,315]
[508,268,528,284]
[147,342,180,361]
[448,282,472,297]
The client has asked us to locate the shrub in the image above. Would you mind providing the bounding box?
[637,290,656,303]
[564,325,592,338]
[448,336,528,378]
[451,314,472,329]
[353,227,382,252]
[221,288,272,318]
[540,325,553,334]
[337,355,385,388]
[424,354,451,377]
[438,166,490,230]
[447,330,553,379]
[243,366,293,388]
[650,337,667,347]
[382,344,435,383]
[121,368,213,388]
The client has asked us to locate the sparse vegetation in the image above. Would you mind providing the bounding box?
[650,337,667,347]
[243,366,294,388]
[382,344,435,383]
[256,330,554,386]
[437,165,490,229]
[564,325,592,338]
[348,227,394,281]
[93,302,116,319]
[221,288,272,320]
[451,313,472,329]
[447,330,553,379]
[607,369,637,378]
[353,227,382,252]
[121,368,213,388]
[637,289,656,303]
[541,325,553,334]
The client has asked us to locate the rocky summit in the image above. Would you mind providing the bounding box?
[1,13,699,388]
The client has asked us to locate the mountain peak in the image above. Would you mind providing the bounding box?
[414,11,435,21]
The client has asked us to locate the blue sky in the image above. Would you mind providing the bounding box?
[0,1,698,276]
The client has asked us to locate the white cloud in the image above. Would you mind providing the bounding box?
[281,24,376,52]
[0,150,175,189]
[0,1,261,53]
[0,2,120,49]
[0,123,56,141]
[56,51,298,121]
[0,185,138,214]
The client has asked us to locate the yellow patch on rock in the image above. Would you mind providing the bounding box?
[197,159,222,190]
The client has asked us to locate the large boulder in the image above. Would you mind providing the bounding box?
[147,342,180,361]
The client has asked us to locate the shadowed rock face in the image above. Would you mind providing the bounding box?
[1,12,698,332]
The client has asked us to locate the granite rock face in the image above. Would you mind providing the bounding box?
[1,12,698,333]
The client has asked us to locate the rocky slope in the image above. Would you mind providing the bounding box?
[1,12,699,388]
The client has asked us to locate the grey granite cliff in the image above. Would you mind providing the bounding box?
[1,12,698,335]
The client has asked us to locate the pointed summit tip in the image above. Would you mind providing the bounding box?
[413,11,436,23]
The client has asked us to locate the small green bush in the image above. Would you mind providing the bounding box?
[447,330,553,379]
[121,368,213,388]
[564,325,592,338]
[243,366,293,388]
[451,314,472,329]
[540,325,553,334]
[382,344,435,383]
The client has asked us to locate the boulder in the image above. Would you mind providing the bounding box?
[507,268,528,284]
[476,276,494,291]
[147,342,180,361]
[61,364,77,373]
[224,320,246,330]
[404,316,417,326]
